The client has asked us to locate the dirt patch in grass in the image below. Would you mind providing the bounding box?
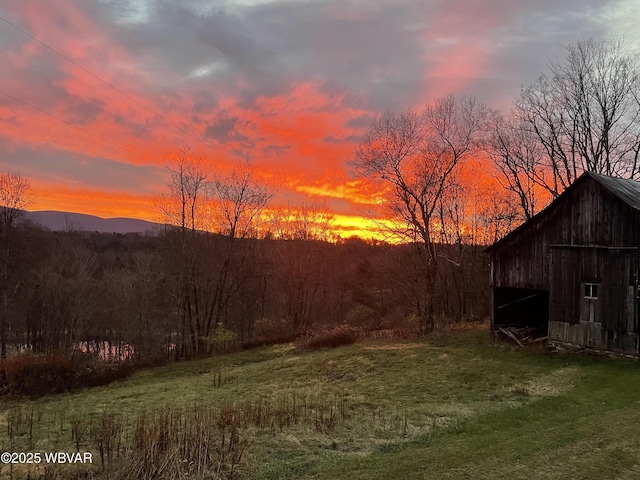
[273,344,296,354]
[509,366,581,397]
[363,343,425,351]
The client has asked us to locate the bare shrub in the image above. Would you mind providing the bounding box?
[244,317,295,348]
[0,351,136,397]
[298,326,359,351]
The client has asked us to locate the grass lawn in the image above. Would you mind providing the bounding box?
[2,328,640,479]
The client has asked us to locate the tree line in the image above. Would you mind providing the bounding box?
[0,219,489,364]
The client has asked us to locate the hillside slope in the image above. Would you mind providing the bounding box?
[2,330,640,479]
[24,210,165,234]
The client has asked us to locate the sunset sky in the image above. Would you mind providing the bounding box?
[1,0,638,238]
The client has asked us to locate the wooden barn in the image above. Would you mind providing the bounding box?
[485,172,640,355]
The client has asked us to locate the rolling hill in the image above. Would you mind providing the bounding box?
[24,210,166,234]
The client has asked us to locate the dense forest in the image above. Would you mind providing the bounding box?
[2,222,489,365]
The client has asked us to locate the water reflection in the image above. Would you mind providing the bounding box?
[78,341,135,361]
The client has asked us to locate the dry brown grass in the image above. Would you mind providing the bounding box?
[509,366,582,397]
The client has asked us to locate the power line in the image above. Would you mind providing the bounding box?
[0,89,138,157]
[0,13,217,152]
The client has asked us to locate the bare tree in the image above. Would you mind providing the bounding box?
[352,96,487,331]
[0,171,31,358]
[485,113,552,219]
[267,202,334,241]
[159,151,277,357]
[30,237,96,353]
[472,184,521,245]
[158,147,211,358]
[502,38,640,206]
[210,161,276,239]
[288,203,335,241]
[434,168,503,321]
[266,202,335,333]
[159,146,209,234]
[101,251,171,364]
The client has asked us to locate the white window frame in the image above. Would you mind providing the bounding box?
[584,282,599,300]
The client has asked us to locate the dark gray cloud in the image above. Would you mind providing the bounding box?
[67,97,106,125]
[262,144,291,157]
[86,0,627,112]
[1,147,165,194]
[204,115,238,140]
[83,0,430,109]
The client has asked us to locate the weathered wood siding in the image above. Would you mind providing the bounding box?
[548,320,637,354]
[549,247,637,354]
[548,247,582,323]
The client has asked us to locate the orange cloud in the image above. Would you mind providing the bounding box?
[295,180,385,206]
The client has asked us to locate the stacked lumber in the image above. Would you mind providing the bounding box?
[495,326,547,347]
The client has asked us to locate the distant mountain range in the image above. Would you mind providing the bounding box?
[24,210,167,234]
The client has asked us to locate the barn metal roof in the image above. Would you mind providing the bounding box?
[485,171,640,253]
[588,172,640,210]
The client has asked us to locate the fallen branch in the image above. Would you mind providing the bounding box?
[498,327,524,348]
[526,336,548,344]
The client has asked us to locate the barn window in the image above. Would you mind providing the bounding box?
[584,283,599,300]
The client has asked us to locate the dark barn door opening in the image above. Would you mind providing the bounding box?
[493,287,549,332]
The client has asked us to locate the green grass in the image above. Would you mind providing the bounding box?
[2,329,640,479]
